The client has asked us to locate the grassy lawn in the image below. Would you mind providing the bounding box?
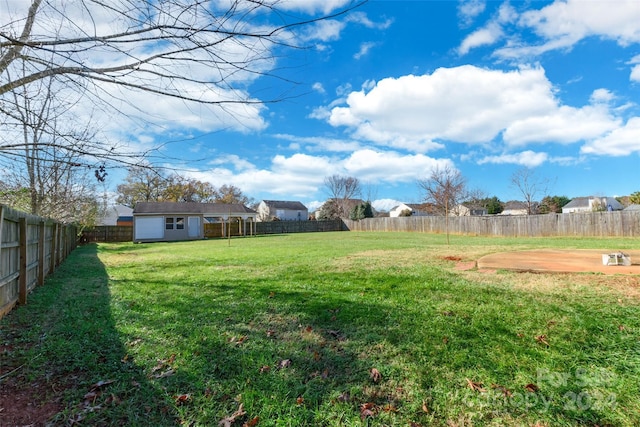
[2,231,640,426]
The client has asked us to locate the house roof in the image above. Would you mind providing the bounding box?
[261,200,308,210]
[624,204,640,211]
[502,201,528,210]
[563,196,623,210]
[133,202,257,215]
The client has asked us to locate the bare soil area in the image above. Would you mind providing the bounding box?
[477,249,640,275]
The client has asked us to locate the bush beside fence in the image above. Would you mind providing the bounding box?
[0,205,77,318]
[343,211,640,237]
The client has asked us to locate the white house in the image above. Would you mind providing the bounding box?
[389,203,430,217]
[133,202,257,242]
[562,197,624,213]
[451,203,487,216]
[257,200,308,221]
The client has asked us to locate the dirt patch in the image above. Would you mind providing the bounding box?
[0,375,65,426]
[454,261,476,271]
[477,249,640,275]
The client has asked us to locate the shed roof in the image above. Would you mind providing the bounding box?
[133,202,257,215]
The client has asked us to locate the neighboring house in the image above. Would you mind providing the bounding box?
[624,204,640,211]
[389,203,430,217]
[499,201,529,216]
[257,200,308,221]
[562,197,624,213]
[451,203,487,217]
[133,202,257,243]
[98,205,133,226]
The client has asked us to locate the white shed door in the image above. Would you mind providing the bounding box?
[134,217,164,240]
[188,216,200,237]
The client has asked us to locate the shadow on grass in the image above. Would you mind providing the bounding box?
[109,263,634,426]
[0,243,177,426]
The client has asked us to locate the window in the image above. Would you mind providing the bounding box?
[165,217,185,230]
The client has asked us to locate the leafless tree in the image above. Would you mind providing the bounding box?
[0,0,365,169]
[0,68,101,224]
[323,174,362,218]
[418,165,468,244]
[510,168,550,215]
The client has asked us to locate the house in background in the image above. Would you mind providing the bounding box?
[257,200,308,221]
[499,201,529,216]
[452,203,487,216]
[562,197,624,213]
[99,205,133,226]
[389,203,430,217]
[133,202,257,243]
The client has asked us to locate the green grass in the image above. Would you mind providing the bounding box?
[2,232,640,426]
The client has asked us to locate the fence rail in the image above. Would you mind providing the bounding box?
[0,205,77,318]
[343,211,640,237]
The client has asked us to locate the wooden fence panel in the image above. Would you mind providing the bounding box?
[344,211,640,237]
[0,205,77,319]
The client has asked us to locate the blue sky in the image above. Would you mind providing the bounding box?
[4,0,640,212]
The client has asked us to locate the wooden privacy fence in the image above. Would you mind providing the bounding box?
[0,205,77,318]
[344,211,640,237]
[81,226,133,243]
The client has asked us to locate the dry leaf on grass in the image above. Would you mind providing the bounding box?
[524,383,540,393]
[243,417,259,427]
[360,402,377,420]
[219,404,246,427]
[466,378,486,392]
[370,368,382,383]
[277,359,291,369]
[535,334,549,346]
[491,384,512,397]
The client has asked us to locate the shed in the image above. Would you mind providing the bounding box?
[389,203,431,217]
[257,200,308,221]
[133,202,257,243]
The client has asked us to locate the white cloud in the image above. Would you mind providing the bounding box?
[458,22,503,55]
[354,42,377,60]
[458,2,516,55]
[346,12,394,30]
[478,150,548,167]
[458,0,486,26]
[312,82,326,94]
[629,55,640,82]
[275,0,355,15]
[496,0,640,58]
[273,134,362,153]
[324,65,623,152]
[581,117,640,156]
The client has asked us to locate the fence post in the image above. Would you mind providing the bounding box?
[38,220,46,286]
[50,222,59,273]
[19,217,27,305]
[0,205,4,264]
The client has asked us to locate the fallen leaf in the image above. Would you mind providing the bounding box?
[154,368,175,379]
[268,292,275,298]
[382,404,397,413]
[296,397,304,405]
[230,335,248,346]
[466,378,485,392]
[89,379,115,391]
[491,384,512,397]
[266,329,276,338]
[243,417,259,427]
[321,369,329,379]
[442,310,455,316]
[360,402,376,420]
[277,359,292,369]
[312,351,321,361]
[421,401,429,413]
[219,404,246,427]
[337,392,350,402]
[370,368,382,383]
[410,423,422,427]
[524,383,539,393]
[442,336,449,344]
[174,394,191,405]
[259,365,271,373]
[303,326,313,333]
[618,325,626,331]
[535,334,549,346]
